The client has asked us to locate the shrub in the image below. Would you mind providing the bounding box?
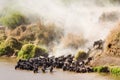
[0,37,22,56]
[10,25,26,36]
[93,66,109,73]
[0,48,6,56]
[110,67,120,76]
[16,22,63,46]
[0,11,27,29]
[93,66,120,76]
[5,37,22,50]
[17,44,48,60]
[0,35,7,44]
[0,42,14,56]
[74,50,86,61]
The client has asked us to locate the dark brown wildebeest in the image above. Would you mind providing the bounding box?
[93,39,104,49]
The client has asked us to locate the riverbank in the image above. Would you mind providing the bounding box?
[0,57,116,80]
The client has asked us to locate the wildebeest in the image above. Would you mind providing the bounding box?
[93,39,104,49]
[15,54,94,73]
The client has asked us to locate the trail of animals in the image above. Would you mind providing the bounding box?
[15,40,105,73]
[15,55,93,73]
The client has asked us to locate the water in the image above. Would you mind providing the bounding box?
[0,57,115,80]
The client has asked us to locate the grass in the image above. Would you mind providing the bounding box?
[5,37,22,50]
[0,37,22,56]
[110,66,120,76]
[0,11,28,29]
[74,50,86,61]
[0,41,14,56]
[0,35,7,44]
[17,44,48,60]
[93,66,120,76]
[10,22,63,46]
[0,16,63,57]
[93,66,109,73]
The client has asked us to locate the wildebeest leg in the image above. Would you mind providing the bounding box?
[50,66,53,72]
[41,66,46,73]
[15,65,19,69]
[62,66,67,71]
[33,67,38,73]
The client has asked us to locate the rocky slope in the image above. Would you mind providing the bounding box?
[90,23,120,66]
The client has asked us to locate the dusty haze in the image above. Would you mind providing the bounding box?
[0,0,120,56]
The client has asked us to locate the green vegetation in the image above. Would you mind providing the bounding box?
[74,50,86,60]
[11,23,63,46]
[17,44,48,60]
[5,37,22,50]
[0,35,7,43]
[93,66,120,76]
[0,17,63,58]
[0,41,14,56]
[0,11,27,29]
[110,67,120,76]
[0,37,22,56]
[93,66,109,73]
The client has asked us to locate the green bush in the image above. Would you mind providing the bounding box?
[0,42,14,56]
[110,67,120,76]
[93,66,120,76]
[74,50,86,61]
[5,37,22,50]
[0,11,27,29]
[0,35,7,41]
[93,66,109,73]
[17,44,48,60]
[0,35,7,44]
[0,37,22,56]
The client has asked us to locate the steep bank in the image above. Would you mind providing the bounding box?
[90,23,120,66]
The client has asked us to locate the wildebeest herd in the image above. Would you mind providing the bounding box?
[15,54,94,73]
[15,39,105,73]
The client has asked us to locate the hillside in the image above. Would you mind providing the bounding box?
[90,23,120,66]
